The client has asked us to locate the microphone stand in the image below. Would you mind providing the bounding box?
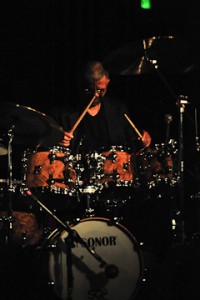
[24,189,109,298]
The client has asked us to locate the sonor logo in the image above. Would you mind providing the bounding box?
[76,236,117,247]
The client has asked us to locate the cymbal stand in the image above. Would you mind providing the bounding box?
[145,55,194,125]
[0,126,16,245]
[24,189,110,299]
[145,55,191,245]
[176,96,190,245]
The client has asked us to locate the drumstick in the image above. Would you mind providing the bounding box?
[70,94,98,134]
[124,113,143,139]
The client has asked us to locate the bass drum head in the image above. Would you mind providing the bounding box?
[48,217,143,300]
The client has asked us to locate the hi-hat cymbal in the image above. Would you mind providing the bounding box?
[0,101,64,147]
[103,36,195,75]
[0,142,7,155]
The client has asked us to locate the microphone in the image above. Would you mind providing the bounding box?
[105,264,119,278]
[165,114,173,144]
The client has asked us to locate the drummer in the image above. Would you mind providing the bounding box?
[50,61,151,153]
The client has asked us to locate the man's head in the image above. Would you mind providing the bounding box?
[84,61,110,98]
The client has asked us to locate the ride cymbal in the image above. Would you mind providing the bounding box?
[103,36,195,75]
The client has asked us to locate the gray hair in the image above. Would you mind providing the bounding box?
[84,61,109,83]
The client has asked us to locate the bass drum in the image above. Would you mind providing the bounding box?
[45,217,143,300]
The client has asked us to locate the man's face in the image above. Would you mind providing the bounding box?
[94,75,110,98]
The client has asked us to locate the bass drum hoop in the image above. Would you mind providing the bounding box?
[46,217,144,300]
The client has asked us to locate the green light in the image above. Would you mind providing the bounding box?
[141,0,151,9]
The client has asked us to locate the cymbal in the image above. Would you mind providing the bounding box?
[103,36,195,75]
[0,142,7,155]
[0,101,64,147]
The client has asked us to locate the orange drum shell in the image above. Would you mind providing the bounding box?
[0,211,43,246]
[25,151,76,190]
[101,150,134,183]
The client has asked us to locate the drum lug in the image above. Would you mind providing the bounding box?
[20,232,28,247]
[123,163,129,171]
[48,153,56,164]
[34,165,42,174]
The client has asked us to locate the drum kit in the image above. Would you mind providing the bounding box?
[0,36,198,300]
[0,100,148,300]
[0,100,181,300]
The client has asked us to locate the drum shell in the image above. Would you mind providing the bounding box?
[136,141,179,189]
[41,217,144,300]
[80,146,140,194]
[21,147,79,211]
[22,147,77,192]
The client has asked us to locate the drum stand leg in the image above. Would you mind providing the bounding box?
[174,96,190,245]
[84,193,95,217]
[0,126,16,245]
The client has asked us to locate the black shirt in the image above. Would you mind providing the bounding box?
[82,104,110,152]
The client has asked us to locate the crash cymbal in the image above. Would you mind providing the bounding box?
[0,101,64,147]
[103,36,195,75]
[0,142,7,155]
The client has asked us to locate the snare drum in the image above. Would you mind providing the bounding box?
[42,217,143,300]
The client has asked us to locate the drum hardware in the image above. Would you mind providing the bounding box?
[25,189,117,265]
[83,193,96,218]
[103,36,197,243]
[106,39,195,245]
[0,101,65,245]
[24,189,131,299]
[0,125,16,245]
[174,95,190,245]
[141,51,193,244]
[164,114,173,144]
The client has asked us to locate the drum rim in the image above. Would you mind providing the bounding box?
[87,145,134,153]
[23,145,71,154]
[45,216,145,300]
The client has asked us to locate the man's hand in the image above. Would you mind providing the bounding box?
[59,131,73,147]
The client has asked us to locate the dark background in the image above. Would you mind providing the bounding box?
[0,2,200,299]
